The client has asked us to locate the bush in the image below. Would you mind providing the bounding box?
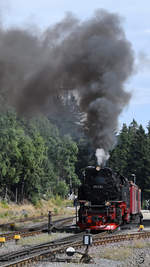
[31,196,40,207]
[51,195,63,206]
[53,208,58,215]
[53,181,69,198]
[0,212,9,218]
[0,200,9,209]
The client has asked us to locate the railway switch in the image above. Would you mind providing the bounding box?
[65,231,93,264]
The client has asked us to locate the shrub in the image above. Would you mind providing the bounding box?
[0,212,9,218]
[53,181,69,198]
[1,200,9,209]
[54,208,58,215]
[31,196,39,207]
[52,195,63,206]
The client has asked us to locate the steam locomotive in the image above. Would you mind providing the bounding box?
[77,166,142,231]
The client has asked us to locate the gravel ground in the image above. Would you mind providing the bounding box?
[0,210,150,266]
[34,239,150,267]
[0,232,71,256]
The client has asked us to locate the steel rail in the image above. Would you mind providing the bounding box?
[0,215,47,228]
[0,216,74,242]
[1,231,150,267]
[0,232,85,265]
[0,212,71,228]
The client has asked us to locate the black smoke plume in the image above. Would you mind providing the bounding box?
[0,10,134,164]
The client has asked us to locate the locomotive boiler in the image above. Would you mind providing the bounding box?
[77,166,141,231]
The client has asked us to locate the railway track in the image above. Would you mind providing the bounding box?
[0,232,85,266]
[1,230,150,266]
[0,215,48,229]
[0,212,68,229]
[0,216,74,242]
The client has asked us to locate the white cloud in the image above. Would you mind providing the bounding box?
[130,87,150,105]
[144,29,150,34]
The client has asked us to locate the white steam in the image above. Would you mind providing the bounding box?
[96,148,110,166]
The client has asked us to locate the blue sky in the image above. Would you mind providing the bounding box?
[1,0,150,129]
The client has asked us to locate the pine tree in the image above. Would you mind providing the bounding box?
[109,123,130,175]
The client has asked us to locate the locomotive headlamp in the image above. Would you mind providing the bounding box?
[105,201,111,206]
[96,166,101,171]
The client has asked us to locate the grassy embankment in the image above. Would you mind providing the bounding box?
[0,196,74,224]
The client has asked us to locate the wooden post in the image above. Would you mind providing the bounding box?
[48,211,52,234]
[15,187,18,203]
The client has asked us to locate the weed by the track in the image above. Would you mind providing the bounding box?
[127,239,150,249]
[97,247,132,261]
[18,232,71,246]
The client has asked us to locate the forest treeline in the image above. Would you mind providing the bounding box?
[0,110,80,203]
[0,104,150,203]
[108,120,150,201]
